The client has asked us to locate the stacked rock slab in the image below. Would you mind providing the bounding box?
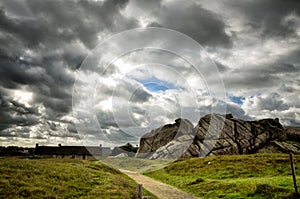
[136,113,289,159]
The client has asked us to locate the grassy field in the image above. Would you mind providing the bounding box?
[100,157,173,173]
[145,153,300,199]
[0,157,157,199]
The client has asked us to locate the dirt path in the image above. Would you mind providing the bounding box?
[120,170,200,199]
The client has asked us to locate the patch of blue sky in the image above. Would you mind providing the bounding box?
[229,95,245,105]
[136,77,180,92]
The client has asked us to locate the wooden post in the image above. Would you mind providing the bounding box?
[100,144,103,157]
[137,184,143,199]
[290,152,298,194]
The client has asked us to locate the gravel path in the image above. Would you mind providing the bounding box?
[120,170,200,199]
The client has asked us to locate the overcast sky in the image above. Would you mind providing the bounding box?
[0,0,299,147]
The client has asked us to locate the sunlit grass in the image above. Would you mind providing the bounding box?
[145,153,300,199]
[0,157,156,199]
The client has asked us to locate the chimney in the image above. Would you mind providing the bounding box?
[100,144,103,157]
[36,143,39,148]
[58,144,61,147]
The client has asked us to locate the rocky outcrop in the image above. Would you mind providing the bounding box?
[136,118,194,158]
[270,141,300,154]
[148,134,194,159]
[184,114,286,157]
[284,126,300,141]
[109,153,129,158]
[136,113,297,159]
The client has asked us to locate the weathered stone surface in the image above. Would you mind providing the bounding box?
[186,113,286,157]
[270,141,300,154]
[257,141,300,154]
[136,118,194,158]
[284,126,300,141]
[148,135,194,159]
[136,113,297,159]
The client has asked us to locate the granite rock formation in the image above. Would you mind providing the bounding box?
[136,113,299,159]
[136,118,194,158]
[184,113,286,157]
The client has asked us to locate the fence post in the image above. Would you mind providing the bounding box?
[290,152,298,194]
[137,184,143,199]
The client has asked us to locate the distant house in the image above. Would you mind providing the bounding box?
[34,144,111,159]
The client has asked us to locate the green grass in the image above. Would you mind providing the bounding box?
[145,153,300,199]
[100,157,173,173]
[0,157,157,199]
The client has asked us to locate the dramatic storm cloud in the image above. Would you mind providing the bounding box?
[0,0,299,147]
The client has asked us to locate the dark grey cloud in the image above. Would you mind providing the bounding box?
[0,130,30,138]
[223,46,300,91]
[147,1,233,48]
[129,87,152,103]
[0,0,138,145]
[0,0,137,122]
[0,53,74,118]
[96,111,120,129]
[229,0,300,38]
[132,0,162,10]
[0,0,136,49]
[0,96,40,131]
[215,61,229,72]
[254,93,289,111]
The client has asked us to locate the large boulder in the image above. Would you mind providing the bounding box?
[136,118,194,158]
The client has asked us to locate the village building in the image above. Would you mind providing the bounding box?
[34,144,112,159]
